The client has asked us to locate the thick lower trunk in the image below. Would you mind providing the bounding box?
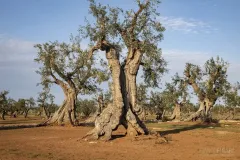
[184,99,213,122]
[84,48,124,140]
[169,103,181,121]
[84,47,148,141]
[124,49,148,136]
[49,91,77,126]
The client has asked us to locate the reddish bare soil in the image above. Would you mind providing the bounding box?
[0,119,239,160]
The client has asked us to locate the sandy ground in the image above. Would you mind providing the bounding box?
[0,117,239,160]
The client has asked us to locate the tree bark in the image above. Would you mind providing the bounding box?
[184,99,213,122]
[169,102,181,121]
[49,82,77,126]
[84,45,148,141]
[124,49,148,136]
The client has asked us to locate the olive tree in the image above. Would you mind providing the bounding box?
[182,57,230,122]
[37,89,55,119]
[76,99,97,117]
[223,82,240,119]
[23,97,35,118]
[0,90,9,120]
[165,74,189,121]
[136,83,149,120]
[35,37,108,126]
[7,98,16,117]
[82,0,167,140]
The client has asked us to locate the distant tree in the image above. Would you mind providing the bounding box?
[35,36,108,126]
[182,57,230,122]
[136,83,149,120]
[37,89,55,119]
[76,99,97,117]
[0,90,9,120]
[223,82,240,119]
[148,91,165,120]
[7,98,16,117]
[165,74,189,121]
[15,99,32,118]
[82,0,167,140]
[24,97,35,118]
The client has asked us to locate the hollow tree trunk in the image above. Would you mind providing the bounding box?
[169,102,181,121]
[49,85,77,126]
[84,46,148,141]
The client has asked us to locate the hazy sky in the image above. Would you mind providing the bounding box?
[0,0,240,104]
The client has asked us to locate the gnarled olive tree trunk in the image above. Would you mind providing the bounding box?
[84,45,148,141]
[49,81,77,126]
[169,102,181,121]
[184,98,214,122]
[124,49,148,136]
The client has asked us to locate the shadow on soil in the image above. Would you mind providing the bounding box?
[0,124,41,130]
[158,123,221,136]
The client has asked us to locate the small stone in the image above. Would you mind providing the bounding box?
[89,141,97,144]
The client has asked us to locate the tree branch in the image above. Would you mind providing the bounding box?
[129,0,150,37]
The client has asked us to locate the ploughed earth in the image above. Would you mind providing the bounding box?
[0,116,239,160]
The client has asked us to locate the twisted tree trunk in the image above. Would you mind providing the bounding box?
[184,99,213,122]
[124,49,148,136]
[84,45,148,141]
[49,82,77,126]
[169,102,181,121]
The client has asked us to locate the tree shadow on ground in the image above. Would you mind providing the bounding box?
[0,124,40,130]
[157,123,221,136]
[111,134,126,140]
[78,122,95,127]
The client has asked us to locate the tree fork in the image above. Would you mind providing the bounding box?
[84,43,148,141]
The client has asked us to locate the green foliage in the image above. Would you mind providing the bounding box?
[80,0,167,87]
[137,83,148,106]
[183,56,230,103]
[76,99,97,117]
[37,89,58,116]
[0,90,9,114]
[223,82,240,108]
[34,36,109,94]
[15,99,27,113]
